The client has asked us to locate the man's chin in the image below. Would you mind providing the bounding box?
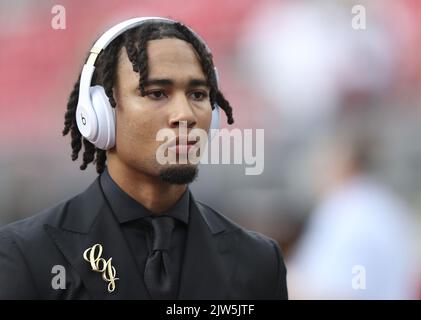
[159,164,199,185]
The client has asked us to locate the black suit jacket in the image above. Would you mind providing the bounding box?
[0,177,288,299]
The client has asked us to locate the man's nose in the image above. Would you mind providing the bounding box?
[168,94,197,129]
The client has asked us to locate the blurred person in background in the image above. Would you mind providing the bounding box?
[286,118,419,299]
[237,0,421,299]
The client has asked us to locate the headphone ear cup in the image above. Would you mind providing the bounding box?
[89,85,116,150]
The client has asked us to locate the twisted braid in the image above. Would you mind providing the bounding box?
[80,138,96,170]
[95,149,107,173]
[124,30,140,72]
[62,77,83,161]
[96,36,123,108]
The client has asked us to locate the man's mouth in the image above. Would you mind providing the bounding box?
[167,136,198,155]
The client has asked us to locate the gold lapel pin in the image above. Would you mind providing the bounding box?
[83,243,119,293]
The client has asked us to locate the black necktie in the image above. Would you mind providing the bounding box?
[144,216,176,299]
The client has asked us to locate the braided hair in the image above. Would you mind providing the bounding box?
[62,21,234,174]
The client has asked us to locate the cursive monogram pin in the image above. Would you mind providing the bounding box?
[83,244,119,293]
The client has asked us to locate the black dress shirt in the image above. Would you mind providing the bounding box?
[99,167,189,298]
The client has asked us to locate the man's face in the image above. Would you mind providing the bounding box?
[109,37,212,183]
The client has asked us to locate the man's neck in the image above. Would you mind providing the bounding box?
[107,162,187,214]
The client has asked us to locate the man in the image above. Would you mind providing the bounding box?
[0,17,288,299]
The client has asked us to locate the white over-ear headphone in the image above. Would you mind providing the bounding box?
[76,17,220,150]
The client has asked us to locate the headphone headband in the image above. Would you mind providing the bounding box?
[85,17,174,66]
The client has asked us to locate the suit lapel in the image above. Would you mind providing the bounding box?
[43,177,240,299]
[44,178,149,299]
[178,195,239,299]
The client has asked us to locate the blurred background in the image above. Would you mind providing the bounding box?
[1,0,421,299]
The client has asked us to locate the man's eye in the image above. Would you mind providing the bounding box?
[190,91,208,101]
[146,90,167,100]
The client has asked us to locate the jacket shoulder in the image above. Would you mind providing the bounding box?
[0,198,73,299]
[196,200,280,250]
[0,176,101,241]
[0,198,70,242]
[196,200,288,299]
